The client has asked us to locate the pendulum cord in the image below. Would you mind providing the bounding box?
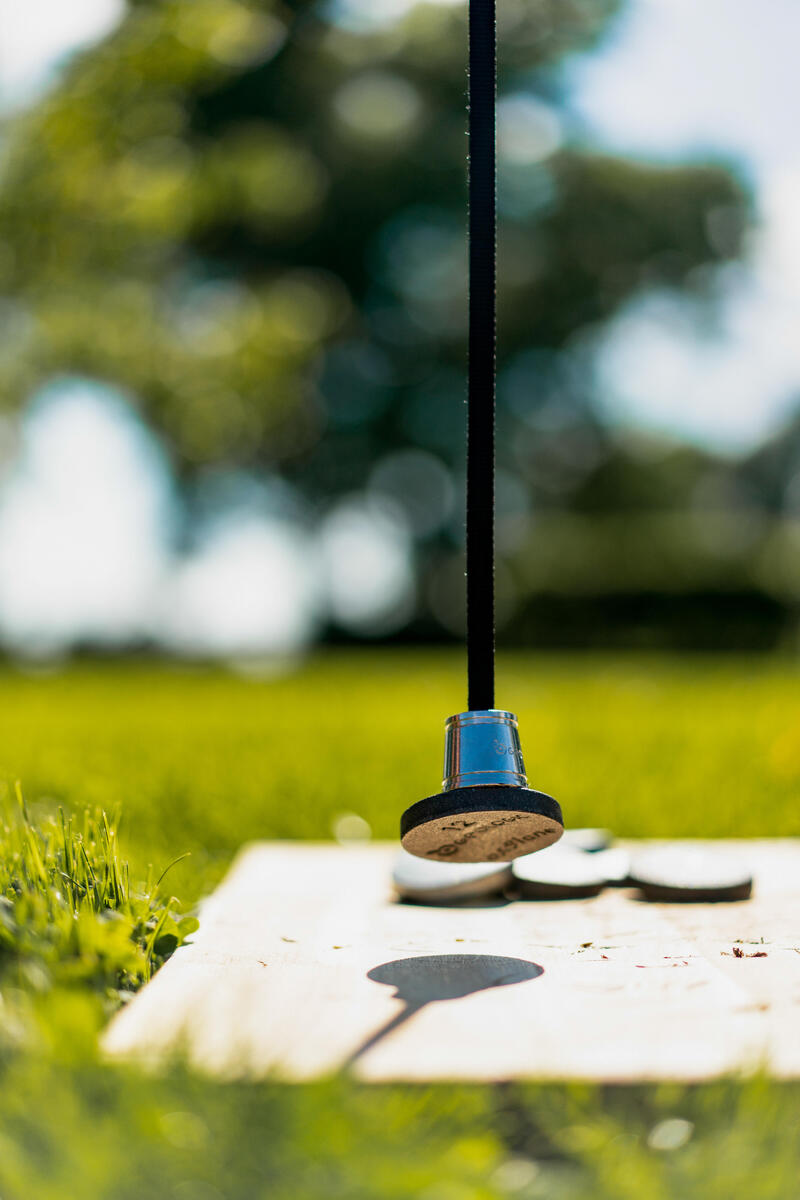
[466,0,496,712]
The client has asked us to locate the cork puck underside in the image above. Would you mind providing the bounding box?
[401,786,564,863]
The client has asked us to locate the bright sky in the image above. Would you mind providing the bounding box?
[568,0,800,173]
[0,0,124,108]
[567,0,800,451]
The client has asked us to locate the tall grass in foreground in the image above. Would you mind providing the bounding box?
[0,786,196,1000]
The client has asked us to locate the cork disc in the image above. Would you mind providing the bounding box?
[400,786,563,863]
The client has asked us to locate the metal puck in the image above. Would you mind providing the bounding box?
[628,848,753,903]
[391,849,513,903]
[510,843,612,899]
[562,828,613,853]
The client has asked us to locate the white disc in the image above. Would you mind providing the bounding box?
[629,848,752,898]
[392,849,513,902]
[512,843,610,889]
[562,828,613,853]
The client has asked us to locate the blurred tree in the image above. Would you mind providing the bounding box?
[0,0,754,640]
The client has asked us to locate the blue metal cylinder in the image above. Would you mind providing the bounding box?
[442,710,527,791]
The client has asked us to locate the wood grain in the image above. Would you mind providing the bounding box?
[104,840,800,1081]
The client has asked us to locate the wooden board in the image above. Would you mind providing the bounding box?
[104,840,800,1082]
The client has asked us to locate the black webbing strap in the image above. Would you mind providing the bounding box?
[466,0,496,712]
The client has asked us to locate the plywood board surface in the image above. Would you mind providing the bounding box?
[104,840,800,1082]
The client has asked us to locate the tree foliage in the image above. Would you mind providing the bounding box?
[0,0,747,471]
[0,0,759,643]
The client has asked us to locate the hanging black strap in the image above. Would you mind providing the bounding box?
[466,0,496,712]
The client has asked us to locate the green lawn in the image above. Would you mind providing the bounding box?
[2,651,800,1199]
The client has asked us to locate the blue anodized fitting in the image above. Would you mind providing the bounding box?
[442,710,527,791]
